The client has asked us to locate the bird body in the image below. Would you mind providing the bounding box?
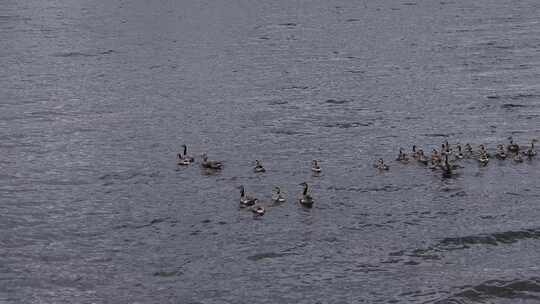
[496,145,507,160]
[454,145,464,160]
[311,160,322,173]
[298,182,314,207]
[272,187,286,203]
[396,148,409,163]
[251,205,265,216]
[177,153,191,165]
[180,145,195,163]
[201,154,223,170]
[375,158,389,171]
[508,138,520,153]
[254,160,266,173]
[441,157,453,178]
[523,140,537,158]
[239,185,258,207]
[417,149,429,165]
[478,152,489,166]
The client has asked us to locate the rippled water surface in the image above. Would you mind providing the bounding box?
[2,0,540,303]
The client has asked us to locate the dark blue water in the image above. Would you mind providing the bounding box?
[2,0,540,303]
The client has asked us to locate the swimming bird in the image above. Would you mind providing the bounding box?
[514,153,524,163]
[312,160,322,173]
[441,142,451,156]
[177,153,191,165]
[272,186,286,203]
[478,151,489,166]
[374,158,389,171]
[239,185,258,207]
[464,143,473,157]
[479,144,490,158]
[412,145,420,160]
[522,139,537,158]
[431,149,441,163]
[417,149,429,165]
[454,144,464,160]
[254,160,266,173]
[251,205,265,216]
[508,137,520,153]
[298,182,314,207]
[495,144,507,160]
[441,155,454,178]
[201,153,223,170]
[396,148,409,163]
[180,145,195,163]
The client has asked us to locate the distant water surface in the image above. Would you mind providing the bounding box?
[1,0,540,303]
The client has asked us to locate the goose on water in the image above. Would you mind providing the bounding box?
[508,137,520,153]
[181,145,195,162]
[251,205,265,216]
[496,144,507,160]
[177,153,191,166]
[522,139,537,158]
[396,148,409,163]
[298,182,314,207]
[272,186,286,203]
[375,158,389,171]
[478,152,489,166]
[254,160,266,173]
[455,144,464,160]
[239,185,257,207]
[201,153,223,170]
[417,149,429,165]
[312,160,322,173]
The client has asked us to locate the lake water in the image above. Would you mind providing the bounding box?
[2,0,540,303]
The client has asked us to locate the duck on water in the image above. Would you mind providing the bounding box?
[201,153,223,170]
[239,185,257,207]
[298,182,314,207]
[272,186,286,203]
[254,160,266,173]
[177,145,195,165]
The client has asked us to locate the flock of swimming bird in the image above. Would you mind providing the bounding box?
[176,137,537,217]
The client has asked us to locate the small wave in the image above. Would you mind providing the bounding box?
[52,49,116,58]
[247,251,297,261]
[501,103,527,110]
[269,128,308,136]
[115,217,172,230]
[99,170,160,185]
[267,100,288,105]
[490,93,540,101]
[435,277,540,303]
[410,227,540,259]
[153,270,179,277]
[325,99,352,105]
[518,114,539,120]
[281,85,309,90]
[329,184,419,193]
[324,122,372,129]
[422,133,449,138]
[52,51,96,58]
[278,22,297,27]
